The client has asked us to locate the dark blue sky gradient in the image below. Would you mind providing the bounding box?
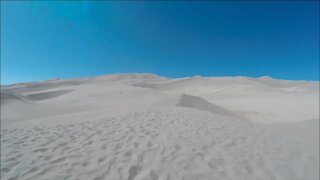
[1,1,319,84]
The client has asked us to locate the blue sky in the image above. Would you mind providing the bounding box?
[1,1,319,84]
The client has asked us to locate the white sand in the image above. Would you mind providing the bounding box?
[1,74,319,180]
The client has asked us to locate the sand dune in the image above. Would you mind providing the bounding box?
[1,91,30,105]
[177,94,245,120]
[1,74,319,180]
[25,90,73,101]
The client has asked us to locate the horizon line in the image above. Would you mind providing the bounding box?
[1,72,319,86]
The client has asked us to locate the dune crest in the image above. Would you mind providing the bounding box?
[177,94,245,120]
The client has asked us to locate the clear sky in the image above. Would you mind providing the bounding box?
[1,1,319,84]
